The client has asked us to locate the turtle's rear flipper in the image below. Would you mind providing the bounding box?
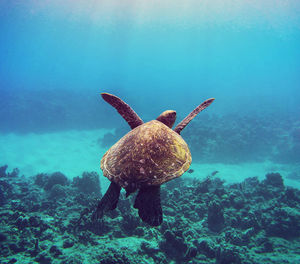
[92,182,121,220]
[134,185,163,226]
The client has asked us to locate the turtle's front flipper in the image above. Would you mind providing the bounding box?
[101,93,144,129]
[92,182,121,220]
[174,98,215,134]
[134,185,163,226]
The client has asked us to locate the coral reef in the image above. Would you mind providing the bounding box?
[0,165,300,263]
[181,113,300,164]
[72,171,101,195]
[34,171,69,191]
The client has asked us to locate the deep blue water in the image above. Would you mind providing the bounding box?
[0,0,299,132]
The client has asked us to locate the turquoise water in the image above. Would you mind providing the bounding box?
[1,1,300,263]
[1,1,300,124]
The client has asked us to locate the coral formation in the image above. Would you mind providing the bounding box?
[72,171,101,195]
[0,165,300,263]
[44,172,69,191]
[182,113,300,164]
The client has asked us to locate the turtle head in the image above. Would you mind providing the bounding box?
[156,110,176,128]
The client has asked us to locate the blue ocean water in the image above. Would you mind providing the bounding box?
[1,1,300,263]
[1,0,300,129]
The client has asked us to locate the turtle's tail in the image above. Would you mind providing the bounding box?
[92,182,121,220]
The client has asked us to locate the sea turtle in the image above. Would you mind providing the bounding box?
[93,93,214,226]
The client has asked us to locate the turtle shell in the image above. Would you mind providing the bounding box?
[101,120,192,189]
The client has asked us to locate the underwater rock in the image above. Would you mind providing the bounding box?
[263,172,284,188]
[35,252,52,264]
[0,179,14,203]
[121,213,140,234]
[239,213,260,230]
[265,206,300,239]
[49,184,66,199]
[207,200,224,232]
[184,245,198,259]
[44,171,68,191]
[216,245,241,264]
[159,228,189,261]
[0,232,7,242]
[164,207,176,217]
[261,240,274,253]
[284,187,300,203]
[28,216,40,227]
[140,241,160,256]
[164,229,187,251]
[172,188,181,198]
[96,248,132,264]
[29,239,40,257]
[72,171,101,195]
[15,216,29,230]
[184,114,283,163]
[117,197,133,217]
[7,168,19,178]
[255,239,274,253]
[0,165,8,178]
[0,184,6,205]
[49,245,63,258]
[63,239,74,249]
[195,239,216,258]
[234,177,260,198]
[34,173,49,188]
[73,192,91,207]
[224,229,251,246]
[1,164,300,264]
[230,192,245,209]
[194,175,224,195]
[134,227,145,237]
[9,241,26,254]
